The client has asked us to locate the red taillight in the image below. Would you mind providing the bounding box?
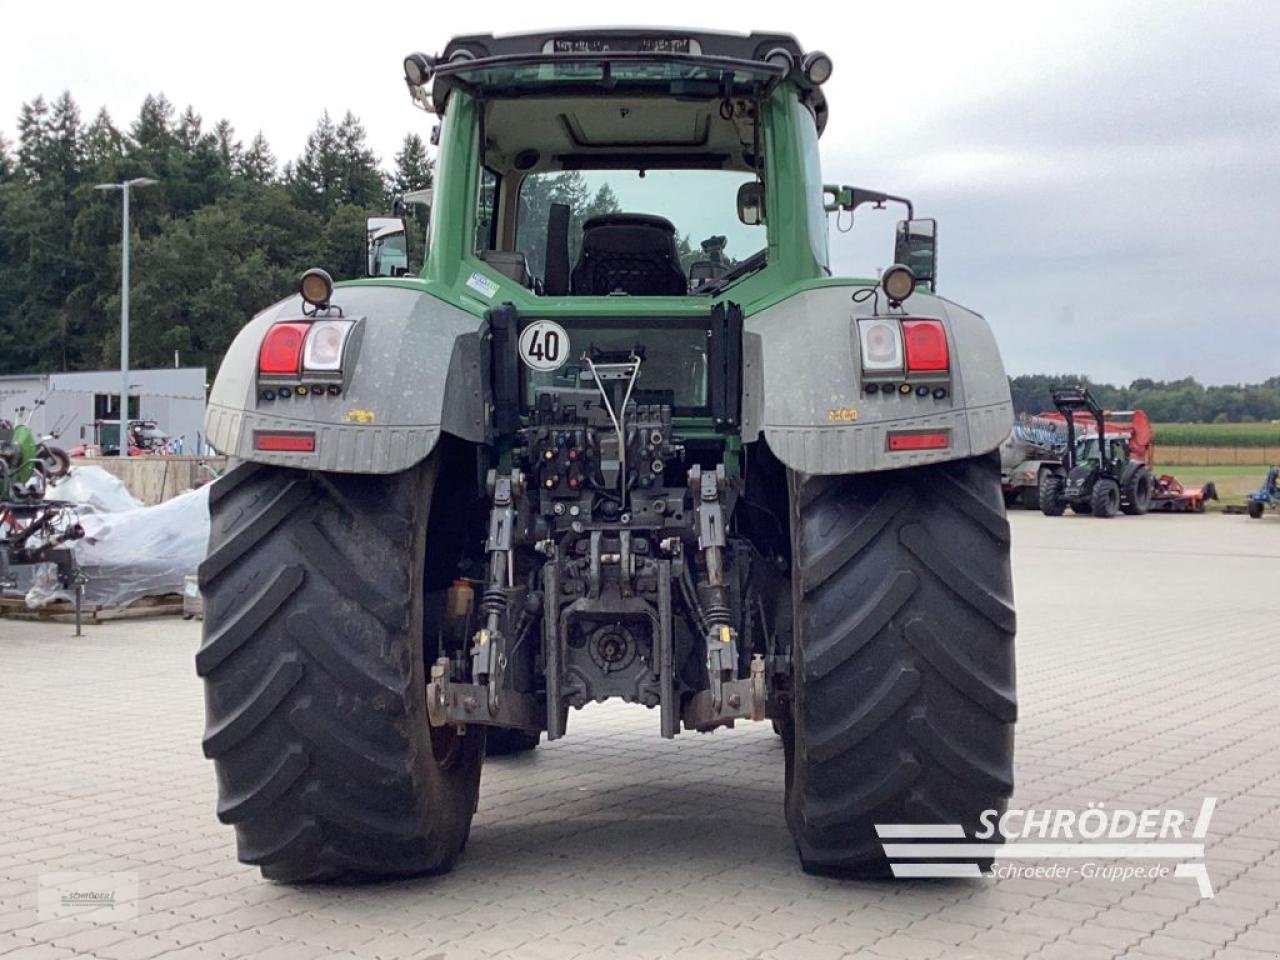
[887,430,950,451]
[255,432,316,452]
[902,320,949,372]
[258,322,310,375]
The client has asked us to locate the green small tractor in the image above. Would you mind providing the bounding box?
[197,28,1017,882]
[1038,386,1153,518]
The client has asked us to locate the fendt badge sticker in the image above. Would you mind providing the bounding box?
[518,320,570,372]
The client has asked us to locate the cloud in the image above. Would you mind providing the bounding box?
[2,0,1276,383]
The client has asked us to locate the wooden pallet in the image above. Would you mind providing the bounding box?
[0,594,184,624]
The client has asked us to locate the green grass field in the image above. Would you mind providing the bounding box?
[1155,422,1280,447]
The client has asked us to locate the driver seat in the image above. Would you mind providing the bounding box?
[570,214,686,296]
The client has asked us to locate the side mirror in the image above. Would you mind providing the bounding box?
[894,218,938,292]
[366,216,409,277]
[737,181,765,226]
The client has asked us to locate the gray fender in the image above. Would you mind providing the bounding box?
[205,285,487,473]
[742,285,1012,474]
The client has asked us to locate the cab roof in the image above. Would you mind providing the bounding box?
[420,28,828,135]
[441,28,805,64]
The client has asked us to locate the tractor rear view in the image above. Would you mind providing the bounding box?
[195,28,1018,883]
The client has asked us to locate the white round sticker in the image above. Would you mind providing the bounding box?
[518,320,570,372]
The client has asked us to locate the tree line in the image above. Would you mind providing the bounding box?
[1010,374,1280,423]
[0,91,443,375]
[3,94,1276,423]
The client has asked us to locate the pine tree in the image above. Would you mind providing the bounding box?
[177,106,203,150]
[212,119,241,171]
[82,108,124,171]
[239,132,276,183]
[16,96,50,179]
[289,111,343,214]
[392,133,433,195]
[0,131,12,182]
[46,92,84,197]
[585,183,621,220]
[131,94,176,155]
[334,111,385,208]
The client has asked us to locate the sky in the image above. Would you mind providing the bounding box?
[3,0,1278,384]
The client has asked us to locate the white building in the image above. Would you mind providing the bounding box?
[0,368,208,453]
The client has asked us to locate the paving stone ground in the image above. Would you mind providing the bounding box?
[2,511,1279,959]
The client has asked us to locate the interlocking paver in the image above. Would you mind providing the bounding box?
[2,513,1279,959]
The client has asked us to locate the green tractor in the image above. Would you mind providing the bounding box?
[197,29,1017,881]
[1038,386,1153,518]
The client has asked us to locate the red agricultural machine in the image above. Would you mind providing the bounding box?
[1005,387,1217,515]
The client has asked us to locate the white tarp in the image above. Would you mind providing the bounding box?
[23,478,210,609]
[47,466,142,514]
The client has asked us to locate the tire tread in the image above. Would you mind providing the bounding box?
[787,453,1016,877]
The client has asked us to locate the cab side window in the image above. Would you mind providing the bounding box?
[475,168,499,253]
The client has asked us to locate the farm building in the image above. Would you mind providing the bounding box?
[0,368,208,453]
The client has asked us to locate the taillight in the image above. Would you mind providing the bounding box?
[887,430,951,451]
[255,431,316,452]
[903,319,949,372]
[302,319,355,372]
[258,322,310,375]
[857,318,904,372]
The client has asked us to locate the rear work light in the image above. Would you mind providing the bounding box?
[857,318,904,373]
[255,432,316,452]
[302,319,355,372]
[887,430,951,452]
[902,319,949,372]
[258,322,310,375]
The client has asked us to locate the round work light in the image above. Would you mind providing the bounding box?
[403,53,432,87]
[763,47,795,73]
[802,51,833,85]
[299,268,333,309]
[881,264,916,304]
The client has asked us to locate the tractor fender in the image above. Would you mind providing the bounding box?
[741,285,1013,475]
[205,284,486,473]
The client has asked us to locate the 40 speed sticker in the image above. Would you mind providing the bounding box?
[518,320,570,372]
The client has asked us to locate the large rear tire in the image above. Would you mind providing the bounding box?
[196,458,484,882]
[1121,467,1153,515]
[784,453,1016,877]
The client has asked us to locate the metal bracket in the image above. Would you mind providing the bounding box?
[429,657,543,733]
[682,655,768,732]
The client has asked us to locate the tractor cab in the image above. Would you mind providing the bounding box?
[1074,434,1130,468]
[376,31,938,306]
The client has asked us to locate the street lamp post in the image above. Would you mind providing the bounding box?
[95,177,157,456]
